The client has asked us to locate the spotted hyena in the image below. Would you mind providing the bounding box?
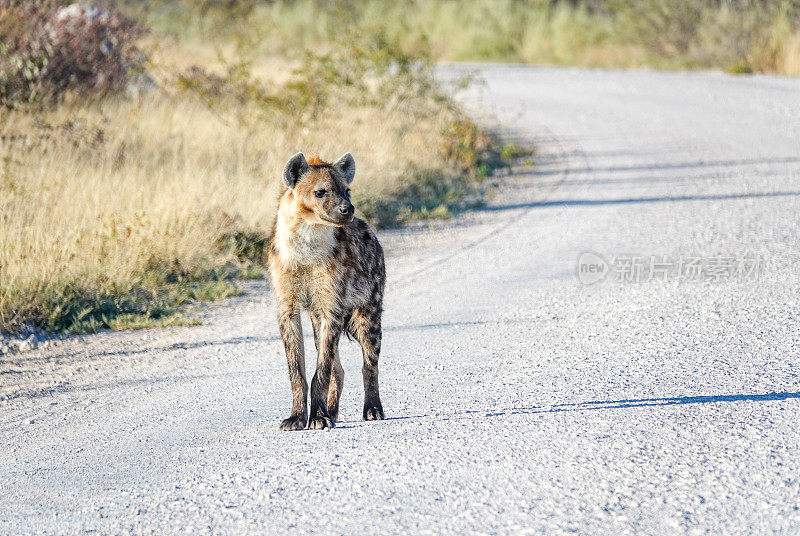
[268,152,386,430]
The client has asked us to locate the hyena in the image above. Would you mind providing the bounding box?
[268,152,386,430]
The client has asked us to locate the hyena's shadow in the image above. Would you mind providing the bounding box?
[335,390,800,425]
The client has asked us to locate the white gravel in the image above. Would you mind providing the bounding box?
[2,65,800,535]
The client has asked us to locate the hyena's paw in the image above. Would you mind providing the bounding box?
[279,414,307,431]
[327,407,339,423]
[308,414,334,430]
[363,401,384,421]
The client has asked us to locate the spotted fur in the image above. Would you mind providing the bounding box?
[268,152,386,430]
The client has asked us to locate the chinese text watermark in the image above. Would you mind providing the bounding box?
[577,251,765,285]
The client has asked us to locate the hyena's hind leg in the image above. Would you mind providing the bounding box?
[349,306,384,420]
[311,313,344,422]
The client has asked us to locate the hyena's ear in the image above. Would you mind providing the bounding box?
[333,152,356,184]
[282,152,309,188]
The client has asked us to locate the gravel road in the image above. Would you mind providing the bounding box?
[3,66,800,535]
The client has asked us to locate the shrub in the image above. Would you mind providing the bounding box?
[0,0,145,107]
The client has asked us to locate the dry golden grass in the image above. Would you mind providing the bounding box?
[752,23,800,76]
[196,0,800,75]
[779,34,800,75]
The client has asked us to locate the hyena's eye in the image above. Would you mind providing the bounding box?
[314,189,326,198]
[345,188,351,197]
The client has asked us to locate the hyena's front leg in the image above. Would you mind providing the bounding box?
[351,307,384,421]
[327,353,344,422]
[277,309,308,431]
[308,318,342,429]
[311,314,344,422]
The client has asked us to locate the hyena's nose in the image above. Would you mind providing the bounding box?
[339,204,353,216]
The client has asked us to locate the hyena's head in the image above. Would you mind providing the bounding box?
[282,152,356,226]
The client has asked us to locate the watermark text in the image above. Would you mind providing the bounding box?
[577,251,765,285]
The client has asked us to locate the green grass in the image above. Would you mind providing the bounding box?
[6,277,243,334]
[500,142,530,164]
[727,61,755,74]
[108,312,201,331]
[237,265,265,280]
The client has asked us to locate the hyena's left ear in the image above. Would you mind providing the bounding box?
[283,152,309,189]
[333,152,356,184]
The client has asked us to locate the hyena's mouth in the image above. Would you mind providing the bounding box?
[320,214,354,226]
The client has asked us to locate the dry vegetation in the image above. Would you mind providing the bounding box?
[0,1,503,334]
[151,0,800,75]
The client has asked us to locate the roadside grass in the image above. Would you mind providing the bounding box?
[133,0,800,76]
[108,313,200,331]
[0,4,511,335]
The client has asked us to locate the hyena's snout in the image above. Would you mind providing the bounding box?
[337,202,354,222]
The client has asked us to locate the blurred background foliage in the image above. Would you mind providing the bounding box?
[119,0,800,75]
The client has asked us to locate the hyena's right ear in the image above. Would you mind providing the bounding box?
[282,152,309,188]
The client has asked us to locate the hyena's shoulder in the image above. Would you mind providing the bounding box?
[335,217,384,275]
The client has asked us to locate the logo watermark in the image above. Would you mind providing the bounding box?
[577,251,765,285]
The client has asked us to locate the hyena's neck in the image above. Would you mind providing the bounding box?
[274,200,336,267]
